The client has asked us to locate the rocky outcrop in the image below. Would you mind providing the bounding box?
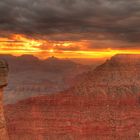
[73,54,140,96]
[5,54,140,140]
[0,60,9,140]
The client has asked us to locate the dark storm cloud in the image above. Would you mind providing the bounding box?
[0,0,139,43]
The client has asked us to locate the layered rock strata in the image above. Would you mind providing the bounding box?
[5,54,140,140]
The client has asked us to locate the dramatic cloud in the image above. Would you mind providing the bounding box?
[0,0,139,58]
[0,0,139,42]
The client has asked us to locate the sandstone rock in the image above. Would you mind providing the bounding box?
[0,60,8,88]
[0,60,9,140]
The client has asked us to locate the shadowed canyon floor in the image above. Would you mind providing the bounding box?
[4,54,140,140]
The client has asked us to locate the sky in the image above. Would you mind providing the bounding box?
[0,0,139,59]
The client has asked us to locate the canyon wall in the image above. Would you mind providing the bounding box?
[5,54,140,140]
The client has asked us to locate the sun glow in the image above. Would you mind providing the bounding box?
[54,42,72,47]
[49,49,54,53]
[0,34,44,56]
[0,34,140,59]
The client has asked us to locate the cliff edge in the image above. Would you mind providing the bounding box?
[0,60,9,140]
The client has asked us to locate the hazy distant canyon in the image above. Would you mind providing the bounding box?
[0,55,92,104]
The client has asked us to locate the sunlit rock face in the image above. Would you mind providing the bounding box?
[0,60,9,140]
[73,54,140,96]
[5,54,140,140]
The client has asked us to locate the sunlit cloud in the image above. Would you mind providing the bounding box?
[0,34,43,55]
[0,0,139,59]
[0,34,140,59]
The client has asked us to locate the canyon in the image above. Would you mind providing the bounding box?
[0,55,90,104]
[4,54,140,140]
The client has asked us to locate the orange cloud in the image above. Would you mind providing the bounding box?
[0,34,140,59]
[0,34,43,55]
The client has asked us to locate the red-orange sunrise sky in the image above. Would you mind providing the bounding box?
[0,0,139,59]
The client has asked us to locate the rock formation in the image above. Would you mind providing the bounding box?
[0,60,9,140]
[5,54,140,140]
[73,54,140,96]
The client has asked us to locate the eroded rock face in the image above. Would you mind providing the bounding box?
[0,60,8,87]
[5,93,140,140]
[0,60,9,140]
[74,54,140,96]
[5,54,140,140]
[0,89,9,140]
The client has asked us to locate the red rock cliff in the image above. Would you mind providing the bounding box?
[5,54,140,140]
